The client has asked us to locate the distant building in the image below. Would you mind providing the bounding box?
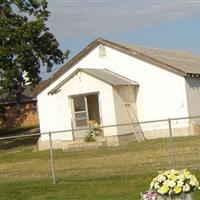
[0,87,39,128]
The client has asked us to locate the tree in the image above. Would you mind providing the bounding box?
[0,0,69,101]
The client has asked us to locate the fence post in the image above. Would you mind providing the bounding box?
[168,118,176,169]
[71,119,75,140]
[49,132,56,184]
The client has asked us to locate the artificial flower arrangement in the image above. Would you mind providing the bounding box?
[141,191,158,200]
[88,120,100,136]
[141,169,200,200]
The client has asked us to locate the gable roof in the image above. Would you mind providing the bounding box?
[48,68,138,95]
[121,43,200,75]
[0,85,36,105]
[34,37,200,96]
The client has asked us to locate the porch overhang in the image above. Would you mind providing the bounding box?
[48,68,138,95]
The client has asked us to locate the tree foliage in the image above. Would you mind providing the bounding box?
[0,0,69,100]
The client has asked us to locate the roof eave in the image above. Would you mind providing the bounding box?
[48,68,139,95]
[80,68,138,87]
[186,73,200,78]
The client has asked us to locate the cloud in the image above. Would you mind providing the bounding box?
[46,1,200,39]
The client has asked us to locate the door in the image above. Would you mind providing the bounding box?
[72,95,89,128]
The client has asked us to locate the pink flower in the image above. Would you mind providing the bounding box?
[141,191,158,200]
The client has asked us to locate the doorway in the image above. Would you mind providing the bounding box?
[71,93,101,128]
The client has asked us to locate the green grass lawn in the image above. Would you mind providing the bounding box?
[0,136,200,199]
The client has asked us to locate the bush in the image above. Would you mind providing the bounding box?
[84,132,96,142]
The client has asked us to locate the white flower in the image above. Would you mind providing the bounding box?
[170,169,177,175]
[150,178,157,189]
[164,180,176,188]
[157,175,166,182]
[155,182,160,189]
[157,188,164,195]
[189,175,199,187]
[190,178,196,186]
[177,180,184,187]
[183,184,190,192]
[178,174,185,181]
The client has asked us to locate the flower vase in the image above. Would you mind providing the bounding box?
[157,193,193,200]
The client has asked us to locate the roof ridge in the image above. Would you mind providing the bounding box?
[118,42,200,56]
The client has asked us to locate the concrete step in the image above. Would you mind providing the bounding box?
[62,137,106,151]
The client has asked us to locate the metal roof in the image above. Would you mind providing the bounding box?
[48,68,138,95]
[121,43,200,75]
[81,68,138,86]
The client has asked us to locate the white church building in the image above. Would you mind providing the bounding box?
[35,38,200,150]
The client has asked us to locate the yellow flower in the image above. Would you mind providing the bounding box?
[174,186,182,194]
[167,174,177,181]
[190,175,199,187]
[160,185,169,193]
[183,169,191,178]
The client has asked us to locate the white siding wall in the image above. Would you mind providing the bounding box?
[185,77,200,118]
[74,46,189,121]
[38,71,118,140]
[38,45,189,140]
[112,86,137,135]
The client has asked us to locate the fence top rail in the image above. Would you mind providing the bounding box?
[171,116,200,121]
[0,132,41,140]
[0,116,200,140]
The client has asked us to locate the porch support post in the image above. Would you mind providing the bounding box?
[71,119,75,140]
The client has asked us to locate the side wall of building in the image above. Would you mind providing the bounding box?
[185,77,200,117]
[185,77,200,134]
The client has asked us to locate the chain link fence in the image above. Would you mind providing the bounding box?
[0,116,200,184]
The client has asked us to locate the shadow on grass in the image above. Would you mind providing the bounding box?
[0,135,39,150]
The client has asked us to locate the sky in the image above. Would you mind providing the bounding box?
[41,0,200,79]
